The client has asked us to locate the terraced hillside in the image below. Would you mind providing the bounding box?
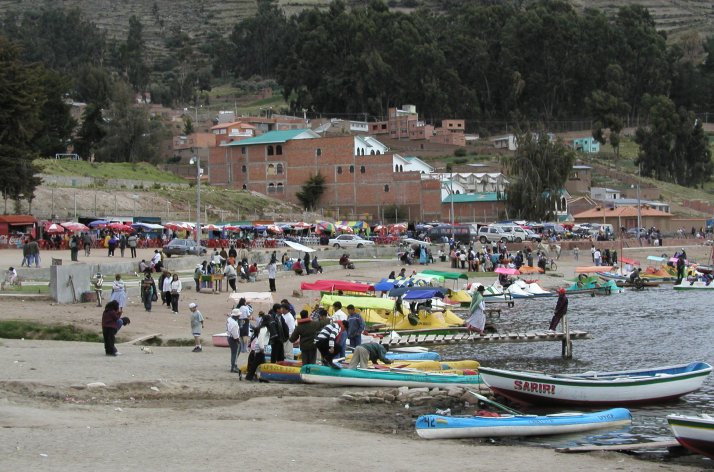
[1,0,711,57]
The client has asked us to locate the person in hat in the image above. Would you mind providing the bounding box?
[226,309,242,376]
[549,288,569,331]
[465,285,486,335]
[189,303,204,352]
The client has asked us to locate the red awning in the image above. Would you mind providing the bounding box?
[300,280,375,293]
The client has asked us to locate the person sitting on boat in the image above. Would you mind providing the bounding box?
[348,342,392,369]
[576,273,588,289]
[628,267,642,284]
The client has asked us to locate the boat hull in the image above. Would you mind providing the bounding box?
[479,362,712,407]
[667,415,714,459]
[416,408,631,439]
[673,281,714,290]
[257,363,302,382]
[300,365,483,388]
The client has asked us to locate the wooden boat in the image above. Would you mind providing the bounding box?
[667,414,714,459]
[300,364,483,388]
[479,362,712,406]
[416,408,631,439]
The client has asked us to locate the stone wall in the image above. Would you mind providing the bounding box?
[50,263,91,304]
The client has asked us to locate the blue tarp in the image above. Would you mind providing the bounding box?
[402,288,447,300]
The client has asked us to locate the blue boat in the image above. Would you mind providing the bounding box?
[416,408,632,439]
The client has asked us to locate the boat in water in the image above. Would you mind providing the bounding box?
[479,362,712,406]
[415,408,632,439]
[667,414,714,459]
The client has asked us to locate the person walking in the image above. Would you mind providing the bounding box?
[108,234,117,257]
[109,274,127,312]
[101,300,122,356]
[69,235,79,262]
[159,269,171,308]
[224,263,237,292]
[465,285,486,335]
[119,234,127,257]
[226,310,242,377]
[189,303,204,352]
[549,288,569,331]
[267,260,277,292]
[127,234,137,258]
[169,273,182,314]
[140,272,157,312]
[82,232,92,257]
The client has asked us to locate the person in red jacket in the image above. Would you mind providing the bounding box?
[102,300,122,356]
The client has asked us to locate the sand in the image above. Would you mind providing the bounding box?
[0,242,711,471]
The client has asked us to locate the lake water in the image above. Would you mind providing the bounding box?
[438,287,714,462]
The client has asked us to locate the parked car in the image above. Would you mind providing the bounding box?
[162,238,208,257]
[627,227,647,237]
[427,225,474,244]
[477,225,516,244]
[328,234,375,249]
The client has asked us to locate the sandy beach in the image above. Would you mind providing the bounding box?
[0,242,711,471]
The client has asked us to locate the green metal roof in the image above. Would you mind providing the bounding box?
[443,192,503,203]
[223,129,315,146]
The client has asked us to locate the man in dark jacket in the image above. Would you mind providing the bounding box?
[548,288,568,331]
[289,310,321,365]
[267,304,287,363]
[101,300,122,356]
[349,342,392,369]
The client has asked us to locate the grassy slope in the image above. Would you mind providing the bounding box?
[35,160,188,184]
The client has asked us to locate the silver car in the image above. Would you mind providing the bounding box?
[162,238,208,257]
[328,234,375,249]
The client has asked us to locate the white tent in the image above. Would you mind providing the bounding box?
[284,240,316,253]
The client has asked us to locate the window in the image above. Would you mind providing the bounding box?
[276,145,283,155]
[241,146,246,155]
[337,166,343,175]
[242,184,247,190]
[384,184,389,192]
[276,163,284,174]
[267,145,274,156]
[349,165,354,174]
[267,163,276,175]
[277,183,284,192]
[267,183,275,193]
[241,164,247,173]
[376,150,381,155]
[395,165,399,172]
[371,150,376,155]
[360,165,365,173]
[399,165,403,172]
[316,148,322,156]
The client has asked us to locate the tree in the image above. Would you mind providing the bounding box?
[0,37,45,212]
[505,132,575,221]
[73,103,106,160]
[183,116,194,135]
[586,64,630,158]
[296,173,326,210]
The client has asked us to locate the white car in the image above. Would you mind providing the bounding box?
[328,234,375,249]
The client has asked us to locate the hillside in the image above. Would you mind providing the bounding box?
[0,0,710,57]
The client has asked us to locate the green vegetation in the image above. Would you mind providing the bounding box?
[296,173,327,211]
[35,160,188,184]
[0,320,102,342]
[153,185,295,216]
[0,284,49,294]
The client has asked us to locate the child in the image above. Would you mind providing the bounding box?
[189,303,204,352]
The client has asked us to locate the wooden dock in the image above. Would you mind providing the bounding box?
[378,330,591,347]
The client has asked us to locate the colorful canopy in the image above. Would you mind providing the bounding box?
[301,280,374,293]
[60,221,89,232]
[320,294,395,311]
[421,269,468,280]
[266,225,283,233]
[44,223,65,234]
[131,222,164,231]
[88,220,109,228]
[495,267,520,275]
[202,224,223,231]
[108,222,134,232]
[619,257,639,265]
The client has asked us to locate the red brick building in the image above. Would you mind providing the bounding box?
[207,129,441,220]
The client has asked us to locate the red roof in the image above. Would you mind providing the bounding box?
[0,215,37,224]
[573,206,672,219]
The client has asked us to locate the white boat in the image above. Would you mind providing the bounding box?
[667,414,714,459]
[479,362,712,406]
[673,280,714,290]
[513,280,554,297]
[505,283,534,299]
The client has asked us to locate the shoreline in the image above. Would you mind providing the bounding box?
[1,244,712,470]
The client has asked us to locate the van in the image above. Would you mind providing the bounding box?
[493,224,531,243]
[427,225,473,244]
[477,225,516,244]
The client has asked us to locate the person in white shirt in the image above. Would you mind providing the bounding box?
[109,274,127,311]
[151,250,161,267]
[593,249,602,266]
[280,303,296,360]
[331,301,347,323]
[169,273,182,314]
[267,261,277,292]
[226,310,242,377]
